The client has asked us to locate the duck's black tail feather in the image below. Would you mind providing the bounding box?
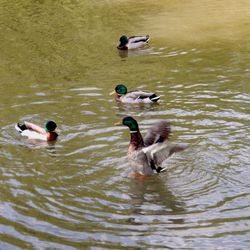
[15,123,27,133]
[149,94,160,102]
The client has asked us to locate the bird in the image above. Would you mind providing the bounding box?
[110,84,160,104]
[117,35,150,50]
[117,116,187,176]
[15,120,58,141]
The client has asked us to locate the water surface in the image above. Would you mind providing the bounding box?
[0,0,250,249]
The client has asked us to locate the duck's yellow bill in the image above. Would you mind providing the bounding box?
[109,90,116,95]
[114,121,122,126]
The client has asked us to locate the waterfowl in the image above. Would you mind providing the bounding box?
[15,120,58,141]
[110,84,160,104]
[117,35,150,50]
[118,117,187,176]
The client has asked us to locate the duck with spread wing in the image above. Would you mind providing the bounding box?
[117,117,187,176]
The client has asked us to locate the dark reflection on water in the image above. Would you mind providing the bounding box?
[129,176,185,215]
[117,46,153,59]
[115,101,161,114]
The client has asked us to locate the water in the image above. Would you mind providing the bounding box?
[0,0,250,249]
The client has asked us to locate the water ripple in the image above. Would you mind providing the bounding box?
[0,2,250,247]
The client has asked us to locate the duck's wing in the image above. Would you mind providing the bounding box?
[123,91,160,103]
[127,90,154,99]
[143,121,171,147]
[122,91,152,103]
[127,35,150,49]
[142,141,188,170]
[129,35,150,44]
[15,123,47,140]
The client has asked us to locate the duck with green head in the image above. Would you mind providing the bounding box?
[15,120,58,141]
[117,35,150,50]
[110,84,160,104]
[118,116,187,176]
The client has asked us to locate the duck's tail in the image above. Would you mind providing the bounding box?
[15,123,27,133]
[149,94,160,102]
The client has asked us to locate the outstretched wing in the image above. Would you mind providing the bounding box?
[142,141,188,169]
[143,121,171,147]
[152,142,187,167]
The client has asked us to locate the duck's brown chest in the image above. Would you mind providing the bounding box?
[128,143,137,154]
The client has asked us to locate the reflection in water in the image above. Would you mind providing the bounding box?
[115,102,161,114]
[117,46,152,59]
[129,175,185,217]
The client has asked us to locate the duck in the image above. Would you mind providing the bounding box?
[15,120,58,141]
[117,116,187,176]
[110,84,160,104]
[117,35,150,50]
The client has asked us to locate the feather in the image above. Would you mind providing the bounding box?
[123,91,154,102]
[143,121,171,147]
[143,141,187,169]
[128,90,154,98]
[129,35,150,43]
[120,91,160,103]
[15,123,24,133]
[21,130,47,140]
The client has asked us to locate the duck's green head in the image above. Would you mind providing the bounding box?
[44,120,57,132]
[115,84,127,95]
[119,35,129,45]
[122,116,139,132]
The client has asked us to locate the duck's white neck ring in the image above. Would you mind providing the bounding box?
[130,130,138,133]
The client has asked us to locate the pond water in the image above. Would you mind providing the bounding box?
[0,0,250,249]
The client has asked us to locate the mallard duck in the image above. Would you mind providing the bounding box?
[117,35,150,50]
[110,84,160,104]
[117,117,187,176]
[15,120,58,141]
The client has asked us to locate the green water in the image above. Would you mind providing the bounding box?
[0,0,250,249]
